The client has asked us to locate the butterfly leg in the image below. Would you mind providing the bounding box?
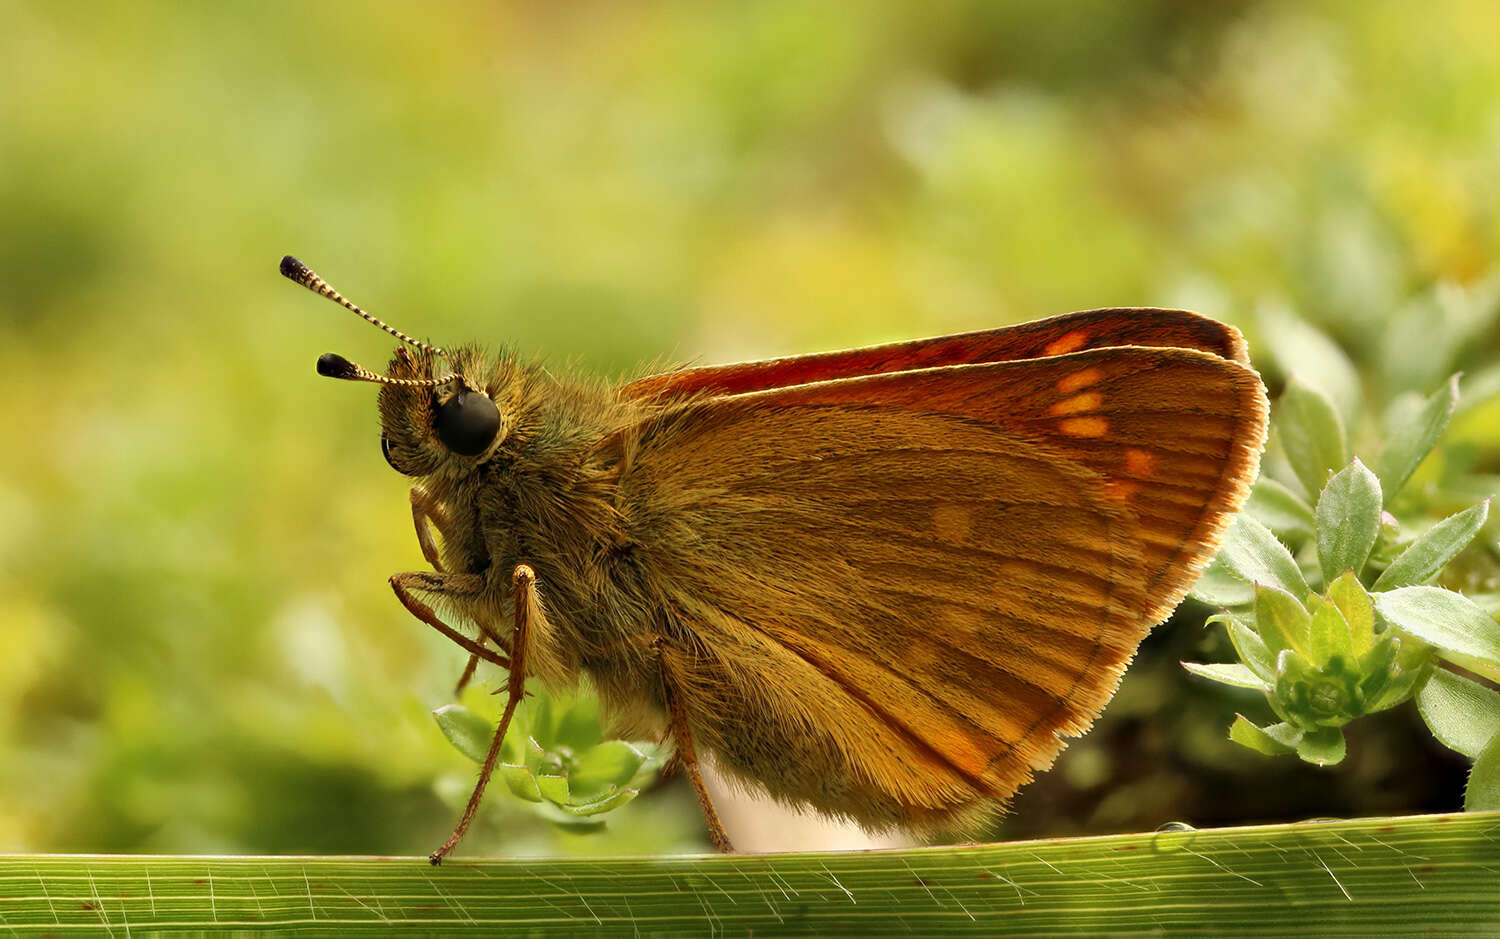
[652,636,734,853]
[410,487,490,695]
[390,570,510,670]
[426,563,538,864]
[409,485,449,570]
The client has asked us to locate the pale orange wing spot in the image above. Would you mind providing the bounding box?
[1057,367,1105,393]
[1043,329,1089,356]
[1125,448,1159,477]
[1048,392,1103,416]
[1059,416,1109,437]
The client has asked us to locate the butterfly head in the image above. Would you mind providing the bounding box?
[282,255,505,477]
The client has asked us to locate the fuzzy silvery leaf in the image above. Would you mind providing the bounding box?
[1276,377,1349,500]
[1218,515,1309,601]
[535,774,571,805]
[1467,735,1500,812]
[1190,555,1255,607]
[568,741,649,799]
[1256,584,1312,658]
[1416,668,1500,760]
[1229,716,1299,756]
[1307,595,1353,666]
[1182,661,1267,690]
[553,787,640,817]
[1372,500,1490,591]
[1296,726,1346,766]
[1375,375,1459,502]
[1246,476,1316,540]
[501,764,545,803]
[1325,571,1375,657]
[1374,586,1500,667]
[1213,612,1276,683]
[433,703,496,764]
[1315,459,1383,585]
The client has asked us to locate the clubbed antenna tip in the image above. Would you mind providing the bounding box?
[316,352,361,379]
[280,255,311,282]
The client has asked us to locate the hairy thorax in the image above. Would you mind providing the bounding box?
[421,371,678,731]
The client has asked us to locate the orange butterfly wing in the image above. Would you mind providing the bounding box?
[621,307,1249,402]
[616,343,1266,828]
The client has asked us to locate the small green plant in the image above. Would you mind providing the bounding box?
[1187,374,1500,808]
[433,690,663,829]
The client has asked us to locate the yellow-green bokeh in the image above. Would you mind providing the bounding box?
[2,0,1498,855]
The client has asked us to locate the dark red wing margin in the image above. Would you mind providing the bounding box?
[621,308,1248,402]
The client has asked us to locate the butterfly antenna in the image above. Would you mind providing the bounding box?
[280,255,454,388]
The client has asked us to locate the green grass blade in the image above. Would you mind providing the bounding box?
[3,813,1499,934]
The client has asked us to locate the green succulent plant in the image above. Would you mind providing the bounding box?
[433,691,663,829]
[1187,375,1500,808]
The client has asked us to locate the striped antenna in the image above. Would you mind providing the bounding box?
[280,255,447,358]
[315,352,453,388]
[281,255,455,388]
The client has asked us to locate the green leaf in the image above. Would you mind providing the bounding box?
[499,763,544,802]
[433,704,495,764]
[1315,459,1383,584]
[1373,668,1430,712]
[1374,586,1500,667]
[1182,661,1267,689]
[1213,612,1276,682]
[1375,375,1459,502]
[1307,595,1353,665]
[1218,514,1309,600]
[1255,583,1312,657]
[1467,735,1500,812]
[1359,637,1401,709]
[1276,376,1349,500]
[1189,555,1255,607]
[1261,307,1363,419]
[1325,571,1375,657]
[7,815,1500,932]
[1229,715,1298,755]
[1246,476,1316,539]
[1296,726,1346,766]
[553,786,640,817]
[552,698,605,753]
[1367,639,1435,713]
[1372,501,1491,591]
[534,774,571,805]
[1415,668,1500,759]
[568,741,649,799]
[527,693,557,742]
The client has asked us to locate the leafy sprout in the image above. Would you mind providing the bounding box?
[1187,373,1500,809]
[433,690,664,830]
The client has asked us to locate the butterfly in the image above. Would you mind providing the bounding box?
[281,256,1268,861]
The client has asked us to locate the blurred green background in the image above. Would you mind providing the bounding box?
[3,0,1499,857]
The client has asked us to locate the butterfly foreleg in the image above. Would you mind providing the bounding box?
[652,635,734,853]
[390,570,510,670]
[410,487,490,695]
[409,485,450,571]
[426,563,539,865]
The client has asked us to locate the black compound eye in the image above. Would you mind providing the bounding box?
[435,388,501,456]
[380,434,400,471]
